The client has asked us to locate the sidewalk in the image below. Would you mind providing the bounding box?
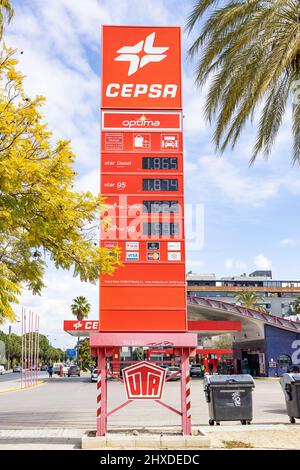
[0,424,299,450]
[0,428,83,450]
[200,423,300,449]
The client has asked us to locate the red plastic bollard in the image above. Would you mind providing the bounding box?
[60,365,63,377]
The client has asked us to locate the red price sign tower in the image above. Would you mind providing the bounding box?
[92,25,197,436]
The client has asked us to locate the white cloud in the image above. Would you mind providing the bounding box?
[76,169,100,195]
[253,254,272,270]
[280,239,299,246]
[225,258,234,270]
[187,155,280,207]
[186,260,205,269]
[225,258,247,271]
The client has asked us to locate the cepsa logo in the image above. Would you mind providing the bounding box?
[101,26,182,109]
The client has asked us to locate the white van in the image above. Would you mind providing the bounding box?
[0,365,6,375]
[53,363,68,376]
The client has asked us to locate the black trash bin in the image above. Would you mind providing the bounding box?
[203,374,255,426]
[280,373,300,424]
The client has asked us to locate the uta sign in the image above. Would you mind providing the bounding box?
[122,361,166,399]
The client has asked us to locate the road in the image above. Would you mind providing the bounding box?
[0,371,47,390]
[0,375,289,430]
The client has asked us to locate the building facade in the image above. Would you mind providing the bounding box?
[187,271,300,318]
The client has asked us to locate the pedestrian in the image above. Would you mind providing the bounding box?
[201,363,206,377]
[221,360,228,375]
[208,361,213,375]
[216,363,221,375]
[48,365,53,378]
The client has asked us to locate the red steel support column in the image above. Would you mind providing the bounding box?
[96,348,107,436]
[180,348,191,435]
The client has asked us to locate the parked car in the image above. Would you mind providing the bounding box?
[190,363,203,378]
[13,366,21,373]
[166,366,181,381]
[91,368,98,382]
[0,365,5,375]
[40,365,48,371]
[68,365,80,377]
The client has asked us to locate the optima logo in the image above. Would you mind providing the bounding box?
[122,115,160,128]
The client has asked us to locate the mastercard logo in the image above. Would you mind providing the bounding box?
[147,252,160,261]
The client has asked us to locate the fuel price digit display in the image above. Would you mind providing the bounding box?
[142,178,178,191]
[142,200,179,213]
[142,157,178,170]
[143,222,179,236]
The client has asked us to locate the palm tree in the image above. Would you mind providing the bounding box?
[235,290,266,312]
[186,1,300,162]
[71,296,91,321]
[0,1,14,39]
[71,296,91,365]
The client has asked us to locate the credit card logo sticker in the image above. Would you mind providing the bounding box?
[147,252,160,261]
[168,242,181,251]
[168,252,181,261]
[126,252,139,261]
[126,242,139,250]
[147,242,160,250]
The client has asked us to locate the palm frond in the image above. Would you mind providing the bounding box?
[187,0,300,161]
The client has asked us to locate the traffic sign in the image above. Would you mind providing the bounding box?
[66,348,76,357]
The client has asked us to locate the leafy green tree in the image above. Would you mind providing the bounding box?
[0,329,64,366]
[211,334,233,350]
[292,295,300,315]
[38,334,51,363]
[187,1,300,162]
[0,48,121,323]
[7,332,21,364]
[235,290,266,311]
[132,347,144,362]
[78,338,95,370]
[0,0,13,39]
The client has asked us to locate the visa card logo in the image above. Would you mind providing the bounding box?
[126,251,139,261]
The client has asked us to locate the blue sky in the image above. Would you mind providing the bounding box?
[2,0,300,346]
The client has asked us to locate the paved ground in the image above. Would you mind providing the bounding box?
[0,371,47,391]
[0,374,299,449]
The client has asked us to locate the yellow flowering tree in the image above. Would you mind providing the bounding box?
[0,47,121,323]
